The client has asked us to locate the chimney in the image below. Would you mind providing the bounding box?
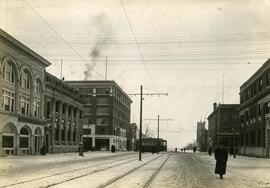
[213,102,217,111]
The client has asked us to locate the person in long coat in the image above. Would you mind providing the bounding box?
[40,143,47,155]
[214,143,228,179]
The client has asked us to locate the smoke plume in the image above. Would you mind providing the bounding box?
[84,14,112,80]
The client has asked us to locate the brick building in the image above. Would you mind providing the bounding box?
[127,123,137,151]
[196,121,208,152]
[66,80,132,151]
[208,103,239,150]
[0,28,50,156]
[44,72,84,154]
[239,58,270,157]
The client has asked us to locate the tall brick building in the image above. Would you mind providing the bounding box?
[66,81,132,151]
[208,103,239,150]
[239,58,270,157]
[196,121,208,152]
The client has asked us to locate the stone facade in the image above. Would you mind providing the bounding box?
[0,28,84,156]
[0,28,50,156]
[44,73,84,154]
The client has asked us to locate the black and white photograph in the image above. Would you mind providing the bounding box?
[0,0,270,187]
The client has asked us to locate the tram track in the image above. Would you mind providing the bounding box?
[143,154,171,188]
[1,153,151,188]
[97,154,171,188]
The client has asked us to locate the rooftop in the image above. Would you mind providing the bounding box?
[240,58,270,91]
[0,28,51,67]
[66,80,132,103]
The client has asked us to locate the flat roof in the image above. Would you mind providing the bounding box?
[240,58,270,91]
[208,104,239,119]
[66,80,132,103]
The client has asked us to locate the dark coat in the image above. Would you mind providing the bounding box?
[214,147,228,175]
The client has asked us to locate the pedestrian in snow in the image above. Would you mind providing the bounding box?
[111,145,115,153]
[193,146,197,153]
[214,143,228,179]
[208,146,212,156]
[40,143,47,155]
[79,145,84,157]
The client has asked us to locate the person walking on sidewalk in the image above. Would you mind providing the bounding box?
[79,144,84,157]
[214,143,228,179]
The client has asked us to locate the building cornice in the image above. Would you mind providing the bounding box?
[66,80,132,103]
[0,28,51,67]
[240,58,270,91]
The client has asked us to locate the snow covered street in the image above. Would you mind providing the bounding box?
[0,151,269,188]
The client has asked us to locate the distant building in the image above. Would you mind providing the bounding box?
[0,28,51,156]
[239,58,270,157]
[208,103,239,150]
[127,123,137,151]
[66,80,132,151]
[196,121,208,152]
[44,72,84,154]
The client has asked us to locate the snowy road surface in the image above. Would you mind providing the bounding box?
[0,151,269,188]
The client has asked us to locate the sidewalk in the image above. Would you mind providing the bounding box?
[196,152,270,187]
[0,151,136,174]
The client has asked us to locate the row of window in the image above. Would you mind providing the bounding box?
[240,130,262,147]
[240,102,270,124]
[1,90,40,118]
[240,71,270,104]
[83,118,109,125]
[3,62,42,92]
[114,108,130,122]
[2,127,39,148]
[46,101,82,119]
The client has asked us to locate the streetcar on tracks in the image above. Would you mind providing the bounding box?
[136,138,167,153]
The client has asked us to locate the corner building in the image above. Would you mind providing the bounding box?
[239,58,270,157]
[66,81,132,151]
[0,29,50,156]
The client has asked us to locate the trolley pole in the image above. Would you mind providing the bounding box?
[145,116,172,153]
[139,85,143,161]
[158,115,159,152]
[127,86,168,161]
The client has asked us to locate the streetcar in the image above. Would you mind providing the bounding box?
[136,137,167,153]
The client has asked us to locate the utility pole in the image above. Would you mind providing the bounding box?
[145,115,172,153]
[222,75,224,104]
[60,59,63,80]
[105,56,108,80]
[127,86,168,161]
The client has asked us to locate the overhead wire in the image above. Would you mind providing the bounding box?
[21,0,104,80]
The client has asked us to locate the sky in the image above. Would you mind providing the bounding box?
[1,0,270,149]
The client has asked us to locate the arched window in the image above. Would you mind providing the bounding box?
[19,127,30,148]
[2,124,15,148]
[3,61,15,83]
[20,70,30,90]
